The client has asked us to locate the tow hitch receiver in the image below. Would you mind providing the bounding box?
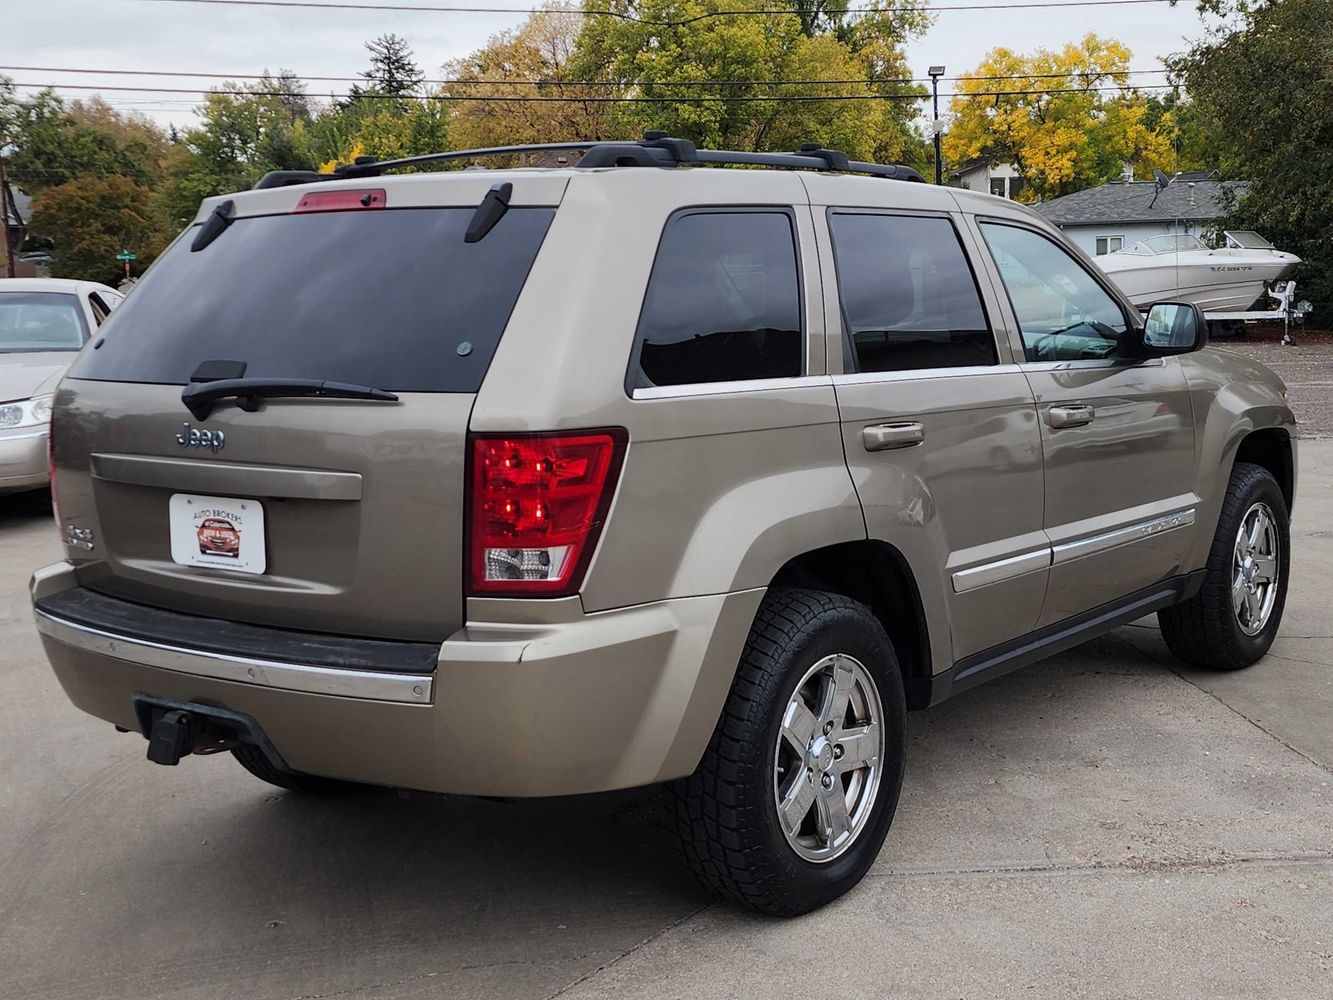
[146,709,195,765]
[133,693,293,772]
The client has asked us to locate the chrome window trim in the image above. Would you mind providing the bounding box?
[1020,358,1165,373]
[952,548,1051,594]
[631,374,833,400]
[1052,508,1196,565]
[831,363,1023,387]
[34,610,434,704]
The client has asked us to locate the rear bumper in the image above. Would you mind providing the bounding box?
[0,427,48,493]
[31,562,762,796]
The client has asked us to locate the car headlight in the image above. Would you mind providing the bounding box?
[0,394,54,430]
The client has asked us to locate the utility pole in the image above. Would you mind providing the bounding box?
[928,66,946,186]
[0,155,14,278]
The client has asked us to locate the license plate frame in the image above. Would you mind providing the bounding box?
[168,493,267,574]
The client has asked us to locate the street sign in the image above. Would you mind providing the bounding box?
[115,251,137,261]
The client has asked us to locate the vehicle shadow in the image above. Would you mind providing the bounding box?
[0,488,53,527]
[5,627,1241,1000]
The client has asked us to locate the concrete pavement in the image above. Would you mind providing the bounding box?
[1,441,1330,1000]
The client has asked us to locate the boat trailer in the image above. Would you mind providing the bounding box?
[1202,280,1313,346]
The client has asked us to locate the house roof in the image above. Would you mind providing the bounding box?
[1033,178,1247,227]
[3,188,32,227]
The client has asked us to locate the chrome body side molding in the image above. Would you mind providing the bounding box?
[951,508,1197,593]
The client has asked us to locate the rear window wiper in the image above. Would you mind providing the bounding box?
[181,377,399,420]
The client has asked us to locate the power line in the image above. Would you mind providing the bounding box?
[127,0,1177,26]
[0,64,1174,88]
[7,79,1179,102]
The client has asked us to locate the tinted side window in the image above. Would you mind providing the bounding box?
[980,223,1129,362]
[829,213,995,373]
[631,211,802,388]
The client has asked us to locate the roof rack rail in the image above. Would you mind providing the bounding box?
[252,133,925,189]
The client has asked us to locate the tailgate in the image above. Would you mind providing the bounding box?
[52,179,562,642]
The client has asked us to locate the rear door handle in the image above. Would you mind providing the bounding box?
[862,421,925,452]
[1046,404,1096,428]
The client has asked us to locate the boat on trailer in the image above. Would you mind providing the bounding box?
[1095,231,1301,313]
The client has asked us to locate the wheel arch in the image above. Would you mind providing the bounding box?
[1233,426,1294,515]
[770,540,934,710]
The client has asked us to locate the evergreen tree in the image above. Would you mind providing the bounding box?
[348,34,424,112]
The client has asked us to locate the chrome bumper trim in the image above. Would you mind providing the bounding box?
[0,428,50,441]
[34,610,434,704]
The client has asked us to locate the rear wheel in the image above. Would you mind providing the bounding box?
[670,588,907,915]
[1159,462,1289,670]
[231,744,360,793]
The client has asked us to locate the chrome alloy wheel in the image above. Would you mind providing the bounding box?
[1233,501,1280,637]
[773,653,884,863]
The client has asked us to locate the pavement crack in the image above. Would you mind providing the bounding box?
[1112,632,1333,777]
[544,902,713,999]
[870,852,1333,879]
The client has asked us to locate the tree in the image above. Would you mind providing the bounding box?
[348,34,425,110]
[30,175,168,284]
[567,0,928,163]
[0,88,168,193]
[444,4,613,152]
[161,74,315,222]
[1170,0,1333,319]
[943,35,1177,200]
[310,98,448,166]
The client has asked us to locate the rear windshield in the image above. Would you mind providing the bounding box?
[0,292,89,353]
[69,206,555,392]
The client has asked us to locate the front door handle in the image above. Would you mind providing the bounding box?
[1046,404,1096,429]
[862,421,925,452]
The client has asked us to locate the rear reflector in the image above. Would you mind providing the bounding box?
[47,413,61,529]
[468,430,627,596]
[292,188,387,213]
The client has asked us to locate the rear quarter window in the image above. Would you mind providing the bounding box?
[628,210,803,390]
[69,206,555,393]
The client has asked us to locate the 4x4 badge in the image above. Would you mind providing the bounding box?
[176,422,225,453]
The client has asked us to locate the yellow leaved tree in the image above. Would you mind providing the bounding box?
[943,34,1177,201]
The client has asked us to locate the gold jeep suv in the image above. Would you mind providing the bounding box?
[32,136,1296,915]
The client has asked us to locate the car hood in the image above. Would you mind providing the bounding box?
[0,353,77,402]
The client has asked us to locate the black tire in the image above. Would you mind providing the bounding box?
[231,743,359,793]
[669,587,907,916]
[1159,462,1290,670]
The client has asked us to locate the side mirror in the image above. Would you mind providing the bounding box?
[1136,301,1208,356]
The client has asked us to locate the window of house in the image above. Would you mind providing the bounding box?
[989,178,1008,198]
[630,211,802,389]
[830,213,996,373]
[980,223,1129,363]
[1095,236,1125,256]
[1008,176,1026,201]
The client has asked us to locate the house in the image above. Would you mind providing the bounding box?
[1033,171,1245,257]
[950,160,1026,200]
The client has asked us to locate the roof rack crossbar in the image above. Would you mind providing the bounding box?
[253,134,924,189]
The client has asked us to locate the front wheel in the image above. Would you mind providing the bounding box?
[1159,462,1290,670]
[669,588,907,915]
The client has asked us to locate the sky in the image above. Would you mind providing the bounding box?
[6,0,1218,131]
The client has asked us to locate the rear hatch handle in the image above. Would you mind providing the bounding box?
[181,377,399,420]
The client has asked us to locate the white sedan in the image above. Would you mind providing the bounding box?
[1,277,123,494]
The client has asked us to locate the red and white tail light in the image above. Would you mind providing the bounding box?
[467,429,627,596]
